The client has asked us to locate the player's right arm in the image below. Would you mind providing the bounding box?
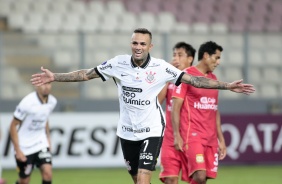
[171,97,184,152]
[158,83,168,105]
[31,67,100,86]
[10,118,27,162]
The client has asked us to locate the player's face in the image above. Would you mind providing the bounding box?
[171,48,193,70]
[206,49,221,72]
[37,83,52,97]
[131,33,153,62]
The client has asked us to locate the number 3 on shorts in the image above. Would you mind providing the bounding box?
[214,153,219,166]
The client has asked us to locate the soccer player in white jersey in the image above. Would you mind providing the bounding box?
[10,83,57,184]
[30,28,255,184]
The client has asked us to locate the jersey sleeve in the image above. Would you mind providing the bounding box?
[162,61,184,86]
[172,82,188,100]
[13,100,29,121]
[94,56,118,81]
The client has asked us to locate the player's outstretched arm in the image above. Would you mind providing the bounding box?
[31,67,100,86]
[180,74,255,95]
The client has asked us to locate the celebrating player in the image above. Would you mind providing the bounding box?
[30,28,254,184]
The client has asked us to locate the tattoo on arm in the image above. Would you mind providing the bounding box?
[185,75,228,89]
[54,69,99,82]
[54,70,86,82]
[86,68,99,79]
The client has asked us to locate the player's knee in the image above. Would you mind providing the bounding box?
[42,171,52,181]
[164,177,178,184]
[193,171,206,184]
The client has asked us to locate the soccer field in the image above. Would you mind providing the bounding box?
[2,165,282,184]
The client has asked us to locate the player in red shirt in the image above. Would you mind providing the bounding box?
[159,42,196,184]
[172,41,227,184]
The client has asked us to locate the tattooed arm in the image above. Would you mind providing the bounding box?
[180,73,255,94]
[181,73,229,89]
[53,68,99,82]
[31,67,100,86]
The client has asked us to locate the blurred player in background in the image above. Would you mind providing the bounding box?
[158,42,195,184]
[10,83,57,184]
[30,28,254,184]
[172,41,227,184]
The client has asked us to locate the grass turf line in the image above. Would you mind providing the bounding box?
[2,165,282,184]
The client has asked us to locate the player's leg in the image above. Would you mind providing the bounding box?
[138,137,163,184]
[204,146,218,182]
[185,142,207,184]
[137,168,152,184]
[120,138,142,184]
[37,148,52,184]
[191,146,218,184]
[164,177,178,184]
[15,154,34,184]
[191,170,207,184]
[159,144,181,184]
[39,164,52,184]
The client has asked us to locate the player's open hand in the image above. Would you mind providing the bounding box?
[218,141,227,160]
[31,67,54,86]
[228,79,255,95]
[174,134,183,152]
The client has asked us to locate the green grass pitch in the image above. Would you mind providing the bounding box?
[2,165,282,184]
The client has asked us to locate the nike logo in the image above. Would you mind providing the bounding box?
[143,162,151,165]
[121,74,128,77]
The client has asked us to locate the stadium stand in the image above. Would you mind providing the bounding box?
[0,0,281,102]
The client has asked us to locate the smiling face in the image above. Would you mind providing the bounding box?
[204,49,221,72]
[171,47,193,70]
[131,33,153,63]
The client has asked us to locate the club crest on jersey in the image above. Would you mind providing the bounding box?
[145,71,156,83]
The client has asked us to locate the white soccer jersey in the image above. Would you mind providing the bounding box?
[13,92,57,155]
[95,54,184,141]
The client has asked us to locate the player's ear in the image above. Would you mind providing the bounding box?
[203,52,210,59]
[149,43,153,51]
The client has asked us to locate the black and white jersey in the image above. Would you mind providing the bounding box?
[13,92,57,155]
[95,54,184,141]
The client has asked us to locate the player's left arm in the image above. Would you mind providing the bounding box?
[46,120,51,151]
[217,110,226,160]
[180,73,255,94]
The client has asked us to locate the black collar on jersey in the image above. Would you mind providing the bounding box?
[130,54,151,68]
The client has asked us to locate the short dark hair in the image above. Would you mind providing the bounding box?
[198,41,223,61]
[173,42,196,64]
[133,28,152,40]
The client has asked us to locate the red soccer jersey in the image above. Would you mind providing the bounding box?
[172,66,219,146]
[162,83,176,146]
